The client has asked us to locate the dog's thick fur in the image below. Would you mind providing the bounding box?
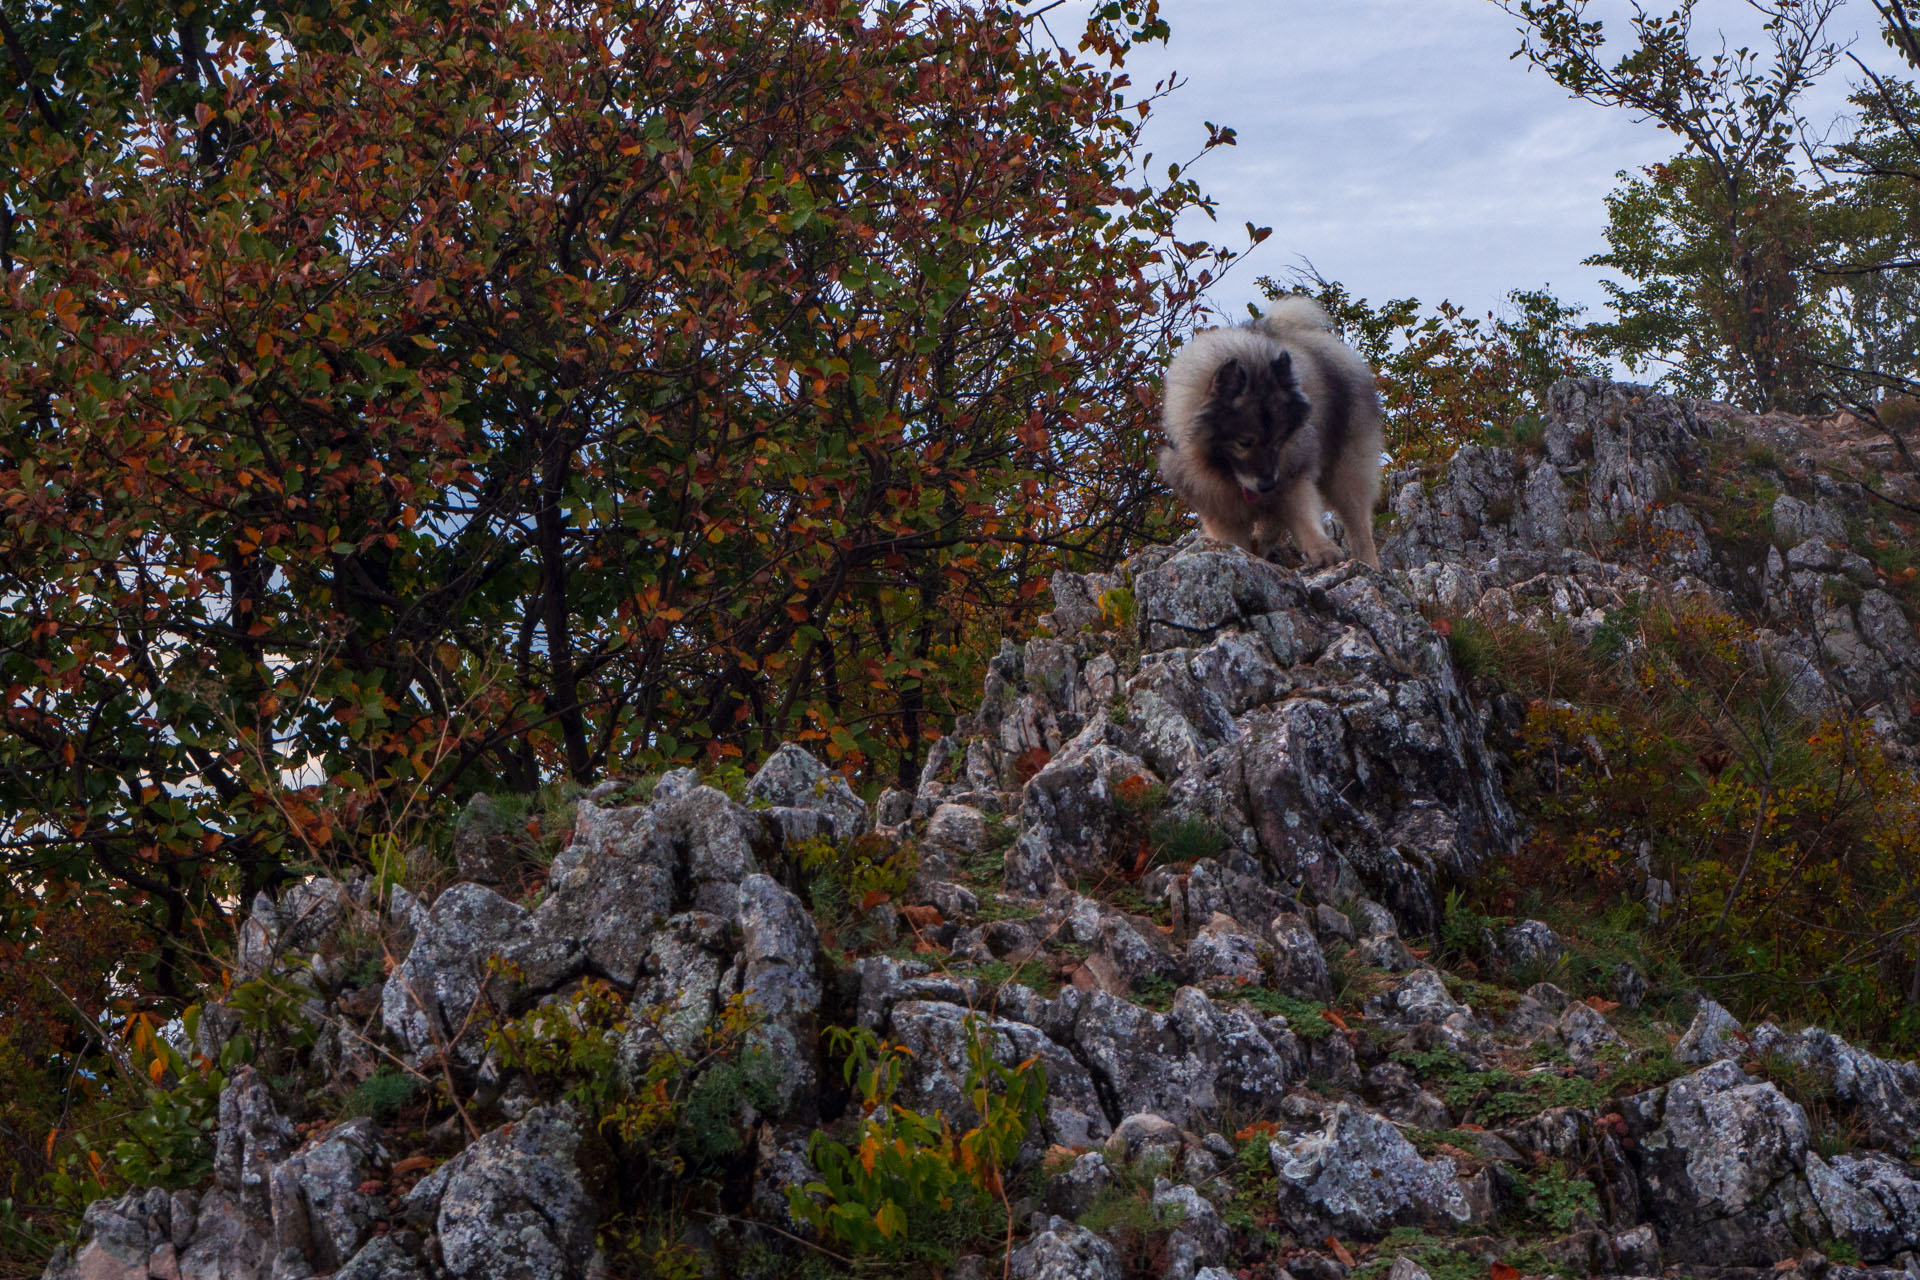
[1158,297,1382,568]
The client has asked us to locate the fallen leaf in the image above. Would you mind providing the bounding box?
[1584,995,1621,1014]
[859,889,891,912]
[900,903,943,929]
[1490,1264,1520,1280]
[1234,1120,1278,1141]
[390,1155,437,1176]
[1326,1237,1356,1268]
[1323,1009,1351,1032]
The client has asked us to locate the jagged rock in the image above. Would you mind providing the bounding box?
[1357,931,1420,972]
[1806,1152,1920,1263]
[1558,999,1626,1072]
[736,874,823,1114]
[216,1067,296,1228]
[334,1235,428,1280]
[887,1000,1110,1147]
[1155,1180,1230,1280]
[621,910,737,1065]
[1007,1216,1123,1280]
[42,1190,175,1280]
[383,884,566,1065]
[1269,911,1334,1001]
[1676,999,1748,1065]
[530,804,674,989]
[1369,969,1470,1031]
[1385,1259,1433,1280]
[408,1105,599,1280]
[238,878,353,979]
[921,802,991,870]
[1270,1103,1472,1238]
[746,742,870,843]
[1621,1060,1827,1265]
[1750,1023,1920,1151]
[1091,908,1183,991]
[1045,1151,1115,1218]
[1045,986,1298,1129]
[178,1191,261,1280]
[1010,719,1158,892]
[1313,902,1356,944]
[267,1119,385,1273]
[1185,913,1268,991]
[1498,919,1566,972]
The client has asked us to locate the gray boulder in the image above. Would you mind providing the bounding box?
[410,1105,599,1280]
[1621,1060,1827,1265]
[1008,1216,1123,1280]
[1270,1103,1472,1238]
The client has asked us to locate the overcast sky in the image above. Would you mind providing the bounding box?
[1114,0,1905,328]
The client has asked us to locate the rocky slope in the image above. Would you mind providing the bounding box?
[42,379,1920,1280]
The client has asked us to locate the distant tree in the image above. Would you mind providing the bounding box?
[1501,0,1845,410]
[1581,152,1837,407]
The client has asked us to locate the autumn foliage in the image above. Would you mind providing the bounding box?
[0,0,1226,1006]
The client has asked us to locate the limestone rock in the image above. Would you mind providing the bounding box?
[1270,1104,1472,1238]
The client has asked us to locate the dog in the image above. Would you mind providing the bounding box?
[1158,296,1382,569]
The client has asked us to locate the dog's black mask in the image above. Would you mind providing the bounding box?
[1203,352,1311,500]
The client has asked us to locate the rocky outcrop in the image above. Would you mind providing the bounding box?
[44,377,1920,1280]
[1389,377,1920,755]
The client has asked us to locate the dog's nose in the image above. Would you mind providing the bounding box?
[1257,477,1280,493]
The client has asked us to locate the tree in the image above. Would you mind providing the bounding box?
[0,0,1232,999]
[1502,0,1845,410]
[1582,151,1836,406]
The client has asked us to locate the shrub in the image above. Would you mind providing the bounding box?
[789,1020,1045,1260]
[1470,594,1920,1051]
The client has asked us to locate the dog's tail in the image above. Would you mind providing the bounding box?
[1256,294,1334,338]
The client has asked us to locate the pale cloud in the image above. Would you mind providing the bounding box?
[1123,0,1901,325]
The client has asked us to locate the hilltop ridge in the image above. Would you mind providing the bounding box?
[41,379,1920,1280]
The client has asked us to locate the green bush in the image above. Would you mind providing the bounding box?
[789,1019,1045,1260]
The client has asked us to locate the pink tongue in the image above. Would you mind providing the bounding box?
[1242,486,1259,503]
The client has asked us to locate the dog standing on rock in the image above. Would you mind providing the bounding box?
[1158,296,1383,569]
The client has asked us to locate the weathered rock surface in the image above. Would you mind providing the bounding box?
[45,377,1920,1280]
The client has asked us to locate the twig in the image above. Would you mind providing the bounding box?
[39,976,142,1095]
[692,1210,852,1265]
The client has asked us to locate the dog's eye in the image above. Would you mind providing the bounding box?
[1235,437,1256,451]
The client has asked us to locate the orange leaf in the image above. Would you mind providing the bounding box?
[900,904,943,929]
[1323,1009,1351,1032]
[391,1155,438,1176]
[860,889,891,912]
[1490,1264,1520,1280]
[1326,1237,1356,1268]
[1584,995,1620,1014]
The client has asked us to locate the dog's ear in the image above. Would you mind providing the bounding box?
[1270,351,1294,385]
[1212,358,1247,401]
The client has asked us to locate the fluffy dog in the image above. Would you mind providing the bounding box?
[1158,296,1382,568]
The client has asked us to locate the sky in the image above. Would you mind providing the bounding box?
[1114,0,1906,329]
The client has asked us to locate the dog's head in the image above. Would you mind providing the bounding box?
[1200,351,1311,501]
